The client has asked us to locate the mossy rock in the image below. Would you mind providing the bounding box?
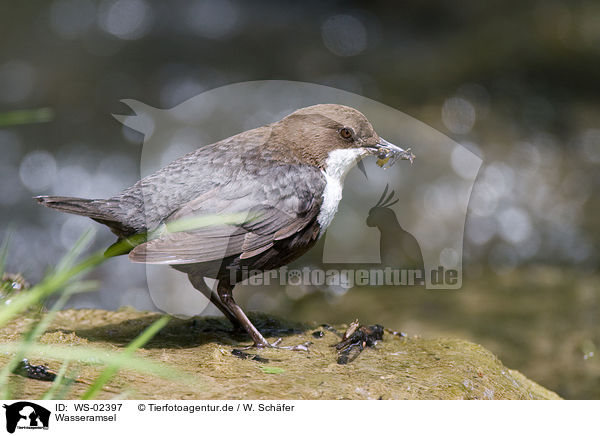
[0,308,560,400]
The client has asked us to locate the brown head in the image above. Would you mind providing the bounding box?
[266,104,408,170]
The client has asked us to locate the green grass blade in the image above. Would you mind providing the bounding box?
[0,213,242,398]
[0,231,12,278]
[163,212,250,234]
[81,315,171,399]
[41,360,70,400]
[0,229,97,328]
[0,248,105,329]
[0,108,54,127]
[0,283,61,328]
[25,281,97,343]
[55,229,95,273]
[53,368,81,401]
[0,341,186,384]
[0,280,98,398]
[0,275,100,328]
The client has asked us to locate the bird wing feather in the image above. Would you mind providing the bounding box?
[128,164,325,264]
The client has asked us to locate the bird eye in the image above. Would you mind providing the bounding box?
[339,127,353,140]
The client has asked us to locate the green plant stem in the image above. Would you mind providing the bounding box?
[81,315,171,399]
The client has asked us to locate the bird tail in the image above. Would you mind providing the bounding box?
[35,196,133,237]
[35,196,114,219]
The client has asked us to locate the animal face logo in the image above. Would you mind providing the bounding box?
[3,402,50,433]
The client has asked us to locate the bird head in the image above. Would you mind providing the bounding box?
[270,104,414,176]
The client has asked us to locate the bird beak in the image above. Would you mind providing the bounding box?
[377,137,405,152]
[374,137,415,167]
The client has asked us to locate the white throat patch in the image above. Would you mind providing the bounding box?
[317,148,369,233]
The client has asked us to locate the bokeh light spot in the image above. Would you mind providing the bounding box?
[185,0,240,39]
[98,0,153,40]
[442,97,476,134]
[19,150,57,193]
[322,14,368,57]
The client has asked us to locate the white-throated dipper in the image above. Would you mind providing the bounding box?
[36,104,415,348]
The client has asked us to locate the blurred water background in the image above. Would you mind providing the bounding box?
[1,1,599,398]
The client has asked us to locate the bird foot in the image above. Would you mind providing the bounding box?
[240,338,312,352]
[269,338,312,351]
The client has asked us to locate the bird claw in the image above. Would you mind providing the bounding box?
[243,338,312,351]
[275,341,312,352]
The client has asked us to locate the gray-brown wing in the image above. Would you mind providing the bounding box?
[128,164,325,264]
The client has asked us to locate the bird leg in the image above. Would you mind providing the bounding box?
[188,274,242,330]
[217,280,272,347]
[216,280,312,351]
[208,291,244,330]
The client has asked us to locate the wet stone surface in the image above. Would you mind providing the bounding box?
[0,308,561,400]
